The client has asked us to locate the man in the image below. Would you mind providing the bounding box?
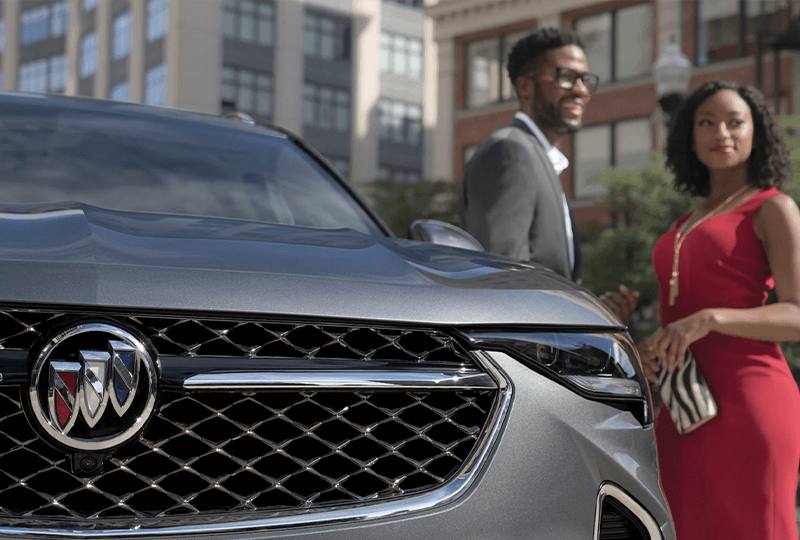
[459,27,595,284]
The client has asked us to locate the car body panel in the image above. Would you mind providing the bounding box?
[0,204,618,328]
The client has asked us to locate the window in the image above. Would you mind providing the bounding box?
[378,98,422,146]
[51,2,69,37]
[222,1,274,46]
[110,81,130,101]
[379,31,423,80]
[20,6,49,45]
[19,2,68,46]
[465,30,529,109]
[19,60,48,94]
[383,0,423,7]
[696,0,792,65]
[573,117,651,198]
[49,54,67,92]
[220,66,273,118]
[80,33,97,79]
[575,3,652,84]
[0,19,5,52]
[145,63,166,106]
[146,0,168,42]
[303,83,350,132]
[112,13,132,61]
[82,0,98,12]
[19,56,66,95]
[304,11,350,61]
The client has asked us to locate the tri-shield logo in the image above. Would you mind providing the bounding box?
[28,323,158,452]
[48,341,141,435]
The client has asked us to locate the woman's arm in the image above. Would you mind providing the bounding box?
[651,193,800,372]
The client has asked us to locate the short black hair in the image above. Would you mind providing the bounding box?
[507,27,584,86]
[666,80,791,196]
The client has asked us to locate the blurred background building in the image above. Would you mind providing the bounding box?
[0,0,798,226]
[425,0,800,226]
[0,0,429,191]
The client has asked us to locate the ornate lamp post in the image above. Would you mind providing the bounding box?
[653,38,693,127]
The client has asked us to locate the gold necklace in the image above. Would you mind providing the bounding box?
[668,184,750,306]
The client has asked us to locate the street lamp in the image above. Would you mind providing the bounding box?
[653,37,692,127]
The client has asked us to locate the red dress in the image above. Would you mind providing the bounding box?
[653,187,800,539]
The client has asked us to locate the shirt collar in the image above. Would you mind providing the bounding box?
[514,111,569,175]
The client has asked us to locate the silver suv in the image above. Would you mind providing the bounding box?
[0,92,673,539]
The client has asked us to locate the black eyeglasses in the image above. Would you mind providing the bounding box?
[533,67,600,94]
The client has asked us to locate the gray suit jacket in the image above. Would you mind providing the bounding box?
[459,118,580,282]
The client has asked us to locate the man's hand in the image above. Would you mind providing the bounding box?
[599,284,640,326]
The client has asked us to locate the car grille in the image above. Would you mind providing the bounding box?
[0,308,502,531]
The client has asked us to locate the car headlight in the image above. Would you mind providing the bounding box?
[461,331,652,426]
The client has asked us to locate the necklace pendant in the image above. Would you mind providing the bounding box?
[669,273,678,306]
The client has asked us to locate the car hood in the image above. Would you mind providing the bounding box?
[0,203,618,327]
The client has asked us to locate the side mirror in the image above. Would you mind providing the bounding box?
[408,219,485,252]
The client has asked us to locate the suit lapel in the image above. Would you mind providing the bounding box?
[509,119,568,227]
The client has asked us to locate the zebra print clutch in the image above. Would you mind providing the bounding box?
[655,350,718,434]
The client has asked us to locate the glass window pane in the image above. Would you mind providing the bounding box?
[258,19,273,46]
[575,13,611,83]
[379,33,391,72]
[466,37,501,109]
[237,86,254,112]
[698,0,741,64]
[222,9,236,38]
[320,33,335,60]
[393,35,407,75]
[240,14,255,42]
[616,4,652,80]
[256,90,271,116]
[304,15,318,56]
[615,118,651,171]
[392,102,405,143]
[574,124,612,198]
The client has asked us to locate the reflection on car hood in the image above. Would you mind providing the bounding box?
[0,203,618,327]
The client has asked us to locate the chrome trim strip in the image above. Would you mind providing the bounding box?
[593,482,664,540]
[0,352,512,538]
[183,369,496,390]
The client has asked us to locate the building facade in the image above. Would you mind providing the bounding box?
[0,0,429,188]
[424,0,800,226]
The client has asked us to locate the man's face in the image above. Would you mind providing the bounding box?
[525,45,592,136]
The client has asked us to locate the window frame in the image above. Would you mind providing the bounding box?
[572,116,652,199]
[221,65,274,119]
[303,9,350,62]
[303,82,351,134]
[222,0,274,47]
[572,1,653,84]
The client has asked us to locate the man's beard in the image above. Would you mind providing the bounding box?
[532,89,582,135]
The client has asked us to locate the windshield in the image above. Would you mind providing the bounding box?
[0,98,384,236]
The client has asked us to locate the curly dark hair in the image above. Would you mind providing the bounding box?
[665,80,791,196]
[507,27,584,90]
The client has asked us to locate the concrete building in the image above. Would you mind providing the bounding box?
[424,0,800,226]
[0,0,429,188]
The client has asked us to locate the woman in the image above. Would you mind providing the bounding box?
[638,80,800,539]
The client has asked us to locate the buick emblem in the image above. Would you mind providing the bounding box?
[28,323,158,452]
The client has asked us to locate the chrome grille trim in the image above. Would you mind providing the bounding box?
[0,351,511,538]
[183,369,497,390]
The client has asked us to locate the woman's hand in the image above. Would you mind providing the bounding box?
[636,335,660,383]
[650,309,716,373]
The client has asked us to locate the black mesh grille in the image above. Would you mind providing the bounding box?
[0,386,494,523]
[599,497,649,540]
[0,310,470,364]
[0,309,498,530]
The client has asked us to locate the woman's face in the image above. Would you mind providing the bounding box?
[692,89,754,172]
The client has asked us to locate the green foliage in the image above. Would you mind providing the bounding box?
[579,152,700,305]
[372,179,458,238]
